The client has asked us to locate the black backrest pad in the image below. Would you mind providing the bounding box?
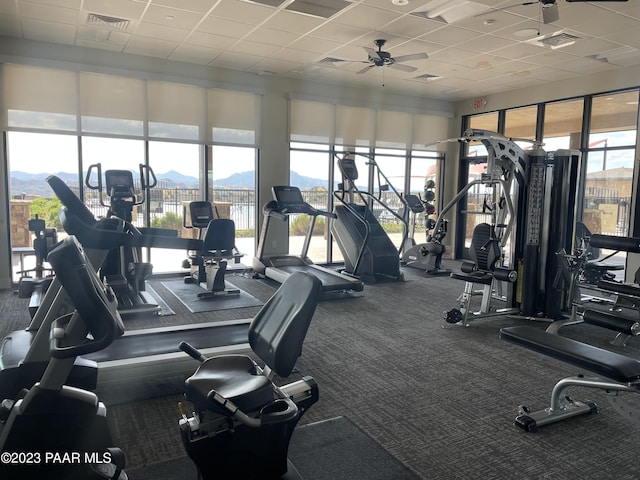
[46,175,97,227]
[470,223,500,271]
[203,218,236,252]
[249,271,322,377]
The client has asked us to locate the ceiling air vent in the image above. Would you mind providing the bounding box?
[527,31,580,50]
[285,0,352,19]
[86,13,130,31]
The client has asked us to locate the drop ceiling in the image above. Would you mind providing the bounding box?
[0,0,639,101]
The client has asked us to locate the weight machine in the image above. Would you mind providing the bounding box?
[442,129,528,326]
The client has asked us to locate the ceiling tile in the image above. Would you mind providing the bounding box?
[135,22,190,42]
[76,37,127,52]
[308,21,369,43]
[333,3,401,30]
[244,26,299,46]
[381,16,445,39]
[418,25,482,46]
[262,10,324,34]
[288,35,345,54]
[21,18,76,44]
[140,4,204,29]
[0,1,18,16]
[454,34,514,54]
[152,0,218,14]
[211,0,276,24]
[18,1,78,24]
[268,47,319,63]
[169,44,222,64]
[197,16,256,38]
[229,39,281,56]
[83,0,147,20]
[124,35,178,57]
[209,50,263,69]
[184,31,239,49]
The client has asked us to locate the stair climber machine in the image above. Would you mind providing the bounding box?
[400,179,451,275]
[85,163,163,318]
[253,186,364,293]
[331,153,406,283]
[0,235,128,480]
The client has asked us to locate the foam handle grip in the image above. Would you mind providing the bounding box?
[583,310,639,335]
[179,341,207,363]
[590,234,640,253]
[493,268,517,282]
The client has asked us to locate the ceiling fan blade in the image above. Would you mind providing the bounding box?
[389,63,417,72]
[543,3,559,23]
[392,52,429,63]
[363,47,382,60]
[356,65,374,74]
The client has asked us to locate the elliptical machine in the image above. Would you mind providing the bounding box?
[0,236,127,479]
[85,163,161,318]
[400,179,450,275]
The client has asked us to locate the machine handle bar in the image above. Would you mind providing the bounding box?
[179,341,207,363]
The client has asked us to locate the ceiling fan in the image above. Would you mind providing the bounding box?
[326,39,429,75]
[476,0,628,25]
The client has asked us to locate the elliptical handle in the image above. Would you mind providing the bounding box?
[179,341,207,363]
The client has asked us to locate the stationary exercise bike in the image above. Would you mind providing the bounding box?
[182,201,244,299]
[0,235,127,479]
[177,270,322,479]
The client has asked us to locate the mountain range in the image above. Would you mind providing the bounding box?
[10,170,332,197]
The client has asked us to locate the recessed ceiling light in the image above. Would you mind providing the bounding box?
[165,15,175,20]
[514,28,539,38]
[483,19,495,25]
[392,0,409,5]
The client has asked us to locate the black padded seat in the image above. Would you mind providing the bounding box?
[184,355,273,413]
[598,279,640,297]
[500,325,640,383]
[450,270,493,285]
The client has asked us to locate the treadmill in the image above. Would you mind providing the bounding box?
[253,186,364,293]
[0,176,253,397]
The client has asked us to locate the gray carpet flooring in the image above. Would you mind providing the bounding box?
[2,263,640,479]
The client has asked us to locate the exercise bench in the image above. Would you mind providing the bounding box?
[500,323,640,432]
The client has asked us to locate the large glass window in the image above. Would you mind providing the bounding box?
[208,145,257,257]
[542,99,584,150]
[582,91,638,242]
[466,112,499,157]
[290,144,331,264]
[7,132,78,281]
[504,105,539,149]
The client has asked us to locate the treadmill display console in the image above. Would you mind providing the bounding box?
[272,186,311,214]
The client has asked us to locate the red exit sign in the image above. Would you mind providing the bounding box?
[472,98,487,110]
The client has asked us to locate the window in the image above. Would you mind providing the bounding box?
[290,145,331,263]
[504,105,538,149]
[208,145,257,256]
[582,91,638,240]
[542,99,584,150]
[7,132,78,281]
